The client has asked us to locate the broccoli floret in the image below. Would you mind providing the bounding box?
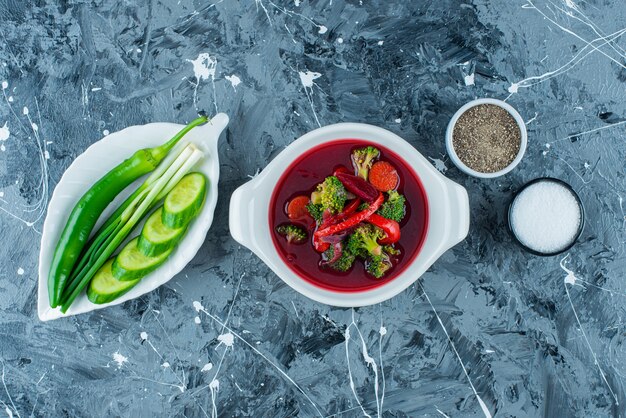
[351,146,380,180]
[275,224,307,244]
[312,176,347,214]
[357,202,370,211]
[377,190,406,222]
[346,224,384,257]
[306,202,324,223]
[365,253,393,278]
[383,245,401,256]
[323,245,356,272]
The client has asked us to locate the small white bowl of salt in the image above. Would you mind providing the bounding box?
[508,178,584,256]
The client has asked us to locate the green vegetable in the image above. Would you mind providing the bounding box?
[47,115,209,308]
[87,259,141,304]
[162,172,207,228]
[59,142,205,312]
[346,224,384,257]
[275,224,307,244]
[306,202,324,223]
[365,253,393,278]
[351,146,380,180]
[323,245,356,272]
[138,207,187,257]
[112,237,174,281]
[377,190,406,222]
[314,176,347,214]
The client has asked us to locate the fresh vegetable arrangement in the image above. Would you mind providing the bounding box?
[48,115,210,312]
[274,145,407,279]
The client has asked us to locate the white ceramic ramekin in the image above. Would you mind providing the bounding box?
[445,98,527,178]
[229,123,469,307]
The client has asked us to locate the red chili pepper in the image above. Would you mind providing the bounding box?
[335,173,379,202]
[314,199,362,252]
[320,198,361,229]
[367,213,401,244]
[314,240,330,252]
[315,193,383,238]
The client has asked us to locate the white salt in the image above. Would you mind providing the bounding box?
[510,180,582,254]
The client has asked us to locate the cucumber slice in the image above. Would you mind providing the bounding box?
[112,237,173,281]
[162,172,207,228]
[87,259,140,304]
[138,207,187,257]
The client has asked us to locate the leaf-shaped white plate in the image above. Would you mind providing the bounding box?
[38,113,229,321]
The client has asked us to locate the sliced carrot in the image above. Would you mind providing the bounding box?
[369,161,399,192]
[287,195,311,220]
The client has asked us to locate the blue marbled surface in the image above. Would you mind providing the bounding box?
[0,0,625,417]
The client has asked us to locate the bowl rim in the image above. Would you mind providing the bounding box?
[445,98,528,178]
[507,177,585,256]
[229,122,470,307]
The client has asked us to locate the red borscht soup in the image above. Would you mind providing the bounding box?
[269,140,428,292]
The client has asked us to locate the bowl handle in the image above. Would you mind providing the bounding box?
[443,179,470,247]
[229,180,256,249]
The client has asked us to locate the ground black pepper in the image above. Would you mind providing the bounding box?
[452,104,521,173]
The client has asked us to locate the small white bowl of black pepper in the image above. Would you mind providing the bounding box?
[446,98,527,178]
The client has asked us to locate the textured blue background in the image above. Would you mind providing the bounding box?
[0,0,625,417]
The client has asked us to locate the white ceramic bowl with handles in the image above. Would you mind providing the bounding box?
[229,123,469,307]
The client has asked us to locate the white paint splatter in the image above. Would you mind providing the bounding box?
[1,145,5,152]
[196,303,324,416]
[31,122,38,132]
[188,53,216,81]
[217,332,234,348]
[225,74,241,91]
[377,40,384,46]
[560,255,620,405]
[209,378,220,417]
[112,351,128,368]
[337,37,344,44]
[7,96,12,103]
[0,122,9,142]
[193,300,204,312]
[187,52,218,111]
[194,316,201,324]
[17,268,24,275]
[429,157,448,173]
[298,71,323,127]
[526,112,538,125]
[394,118,401,123]
[420,285,493,418]
[4,406,13,418]
[140,331,148,341]
[298,71,322,88]
[436,408,450,418]
[508,83,519,93]
[91,87,102,92]
[379,326,387,336]
[201,363,213,372]
[294,0,300,5]
[102,130,110,136]
[318,25,328,34]
[464,73,475,86]
[22,107,28,115]
[162,362,170,368]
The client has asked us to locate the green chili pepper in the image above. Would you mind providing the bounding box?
[47,115,208,308]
